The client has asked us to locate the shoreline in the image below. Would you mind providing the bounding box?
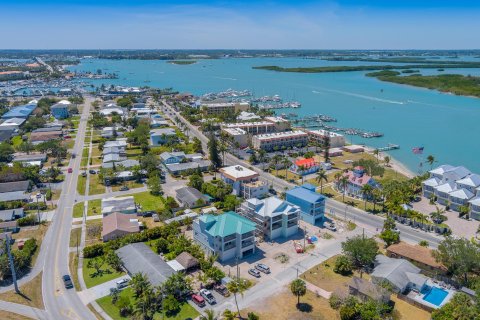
[363,146,416,179]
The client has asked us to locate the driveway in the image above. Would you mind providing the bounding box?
[77,275,130,305]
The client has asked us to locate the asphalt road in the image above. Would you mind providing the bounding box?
[41,97,96,320]
[161,101,443,249]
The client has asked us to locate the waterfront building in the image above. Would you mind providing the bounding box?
[251,130,308,151]
[222,121,276,135]
[50,103,70,119]
[337,166,379,199]
[342,145,364,153]
[219,165,267,198]
[290,158,319,176]
[237,111,260,121]
[221,127,249,148]
[193,211,256,262]
[239,196,299,241]
[307,129,346,148]
[264,116,291,132]
[149,128,177,146]
[202,101,249,116]
[285,184,325,225]
[0,71,27,81]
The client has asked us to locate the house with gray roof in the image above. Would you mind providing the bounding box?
[371,255,428,293]
[101,196,137,216]
[0,181,30,202]
[0,208,24,221]
[150,128,177,146]
[102,159,139,169]
[160,151,186,164]
[166,160,211,175]
[175,187,210,208]
[116,243,175,286]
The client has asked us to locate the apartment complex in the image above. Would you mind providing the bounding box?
[202,102,249,115]
[193,211,256,262]
[252,130,308,151]
[239,196,299,241]
[307,129,346,148]
[286,184,326,225]
[220,165,268,199]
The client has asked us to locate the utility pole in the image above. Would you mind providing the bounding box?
[5,234,19,293]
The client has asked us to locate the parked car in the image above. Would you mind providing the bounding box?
[62,275,73,289]
[67,168,73,173]
[153,214,160,222]
[89,169,96,174]
[324,222,337,232]
[255,263,270,274]
[139,211,154,217]
[214,284,229,297]
[192,294,205,307]
[200,288,216,305]
[393,227,400,233]
[81,172,87,177]
[120,185,129,191]
[116,278,129,289]
[248,268,261,278]
[71,152,75,158]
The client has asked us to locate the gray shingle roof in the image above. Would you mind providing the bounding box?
[116,243,175,287]
[0,181,29,193]
[371,255,422,291]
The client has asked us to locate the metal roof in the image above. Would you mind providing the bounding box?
[199,211,256,237]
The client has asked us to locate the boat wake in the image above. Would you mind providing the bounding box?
[315,87,405,105]
[213,76,237,81]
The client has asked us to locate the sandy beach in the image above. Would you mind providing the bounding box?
[363,146,416,179]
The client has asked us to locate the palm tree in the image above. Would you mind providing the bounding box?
[219,143,228,166]
[222,309,237,320]
[361,184,374,210]
[384,155,391,167]
[315,169,328,194]
[430,205,446,224]
[458,204,470,218]
[200,309,217,320]
[129,273,151,299]
[372,188,383,212]
[373,149,380,163]
[298,165,306,184]
[290,278,307,307]
[271,154,283,176]
[258,149,268,171]
[226,279,246,319]
[339,175,349,203]
[426,155,435,169]
[282,157,291,179]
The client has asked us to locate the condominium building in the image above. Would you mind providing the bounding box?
[251,130,308,151]
[202,102,249,115]
[222,121,276,135]
[219,165,267,199]
[286,184,326,225]
[307,129,346,148]
[193,211,256,262]
[239,196,299,241]
[221,127,249,148]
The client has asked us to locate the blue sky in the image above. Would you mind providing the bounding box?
[1,1,479,49]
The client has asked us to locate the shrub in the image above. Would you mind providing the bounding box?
[83,243,105,258]
[45,189,52,201]
[334,255,353,275]
[17,214,36,226]
[329,293,343,310]
[25,202,47,211]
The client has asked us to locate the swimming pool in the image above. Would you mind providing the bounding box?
[422,286,449,306]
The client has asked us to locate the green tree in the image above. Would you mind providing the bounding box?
[17,141,35,154]
[162,294,180,316]
[0,142,14,162]
[323,135,331,163]
[86,256,105,277]
[432,292,478,320]
[192,137,203,153]
[373,149,380,162]
[105,250,122,272]
[379,229,400,247]
[130,273,151,299]
[247,312,260,320]
[315,169,328,194]
[339,175,349,203]
[200,309,218,320]
[208,134,222,170]
[290,278,307,307]
[222,194,241,211]
[282,157,291,178]
[226,278,247,318]
[222,309,237,320]
[188,173,204,190]
[334,255,353,275]
[361,184,374,210]
[147,175,162,195]
[383,155,391,167]
[341,236,378,278]
[426,155,436,169]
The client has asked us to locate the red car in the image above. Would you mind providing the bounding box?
[192,294,205,307]
[67,168,73,173]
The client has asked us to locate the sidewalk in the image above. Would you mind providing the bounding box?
[77,275,130,305]
[305,281,332,299]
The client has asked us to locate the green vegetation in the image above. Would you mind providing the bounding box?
[132,191,165,212]
[367,73,480,98]
[73,202,85,218]
[70,227,82,247]
[83,257,124,288]
[77,175,86,195]
[167,60,197,65]
[87,199,102,216]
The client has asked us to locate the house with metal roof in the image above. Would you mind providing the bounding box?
[116,243,175,286]
[101,196,137,216]
[2,103,37,119]
[448,188,474,211]
[150,128,177,146]
[193,211,256,262]
[0,181,30,202]
[102,159,139,169]
[0,118,25,131]
[50,103,70,119]
[433,182,456,206]
[160,151,186,164]
[0,208,24,221]
[469,197,480,220]
[348,277,391,303]
[175,187,210,208]
[166,160,211,176]
[455,174,480,194]
[286,184,325,225]
[239,196,299,241]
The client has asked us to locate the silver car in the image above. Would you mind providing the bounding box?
[255,263,270,274]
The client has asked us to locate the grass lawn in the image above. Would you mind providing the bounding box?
[111,180,144,192]
[73,202,85,218]
[11,135,23,147]
[63,140,75,149]
[85,219,103,246]
[69,252,81,291]
[0,272,44,309]
[83,258,124,288]
[91,156,103,166]
[89,174,105,195]
[243,287,339,320]
[272,169,301,184]
[97,287,199,320]
[300,255,370,292]
[81,157,88,167]
[391,294,431,320]
[0,310,33,320]
[87,199,102,216]
[91,146,102,158]
[12,223,49,267]
[132,191,165,211]
[70,227,82,247]
[77,175,86,195]
[82,147,89,158]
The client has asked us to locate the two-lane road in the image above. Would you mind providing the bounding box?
[42,98,96,320]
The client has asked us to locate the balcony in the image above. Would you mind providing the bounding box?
[242,240,254,248]
[224,242,237,251]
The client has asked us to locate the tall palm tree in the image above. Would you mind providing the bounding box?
[384,155,391,167]
[298,165,306,184]
[282,157,291,179]
[339,175,349,203]
[226,279,246,319]
[361,184,374,210]
[315,169,328,194]
[219,143,228,166]
[271,154,283,176]
[373,149,380,163]
[200,309,217,320]
[290,278,307,307]
[426,155,435,169]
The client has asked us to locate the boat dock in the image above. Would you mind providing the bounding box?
[377,144,400,151]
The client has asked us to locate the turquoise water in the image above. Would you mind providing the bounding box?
[422,286,449,306]
[69,58,480,173]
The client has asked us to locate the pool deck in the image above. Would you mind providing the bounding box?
[407,280,455,309]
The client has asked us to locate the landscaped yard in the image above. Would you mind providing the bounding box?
[132,191,165,211]
[89,174,105,195]
[12,223,49,267]
[70,227,82,247]
[77,175,86,195]
[87,199,102,216]
[85,219,103,245]
[391,294,431,320]
[111,180,144,192]
[83,257,124,288]
[73,202,85,218]
[96,287,199,320]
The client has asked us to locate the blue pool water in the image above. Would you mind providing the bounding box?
[422,286,449,306]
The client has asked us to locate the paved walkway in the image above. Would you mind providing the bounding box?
[305,281,332,299]
[0,300,48,320]
[78,275,130,305]
[82,186,148,201]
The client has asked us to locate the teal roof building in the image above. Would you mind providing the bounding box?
[194,211,256,262]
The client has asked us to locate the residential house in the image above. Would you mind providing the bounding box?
[469,197,480,220]
[290,158,319,176]
[101,127,123,138]
[386,242,446,275]
[160,152,186,164]
[50,103,70,119]
[0,208,24,221]
[239,196,299,240]
[286,184,325,225]
[102,159,139,169]
[0,118,25,131]
[29,130,62,145]
[0,181,30,202]
[102,146,126,157]
[104,139,128,149]
[102,212,140,241]
[0,221,19,233]
[219,165,267,199]
[176,187,210,208]
[338,166,379,199]
[166,160,212,176]
[150,128,177,146]
[0,129,13,143]
[174,252,199,272]
[2,102,37,119]
[434,182,456,206]
[371,255,427,293]
[348,277,391,304]
[193,211,256,262]
[101,196,137,216]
